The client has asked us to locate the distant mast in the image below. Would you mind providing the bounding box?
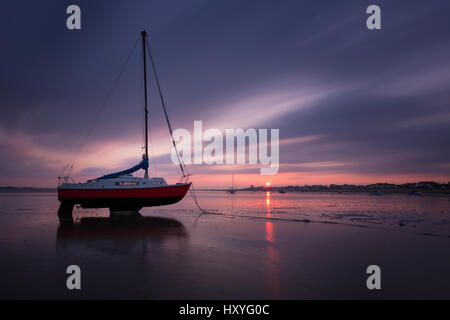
[141,30,149,178]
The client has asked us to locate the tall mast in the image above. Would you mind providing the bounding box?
[141,30,149,179]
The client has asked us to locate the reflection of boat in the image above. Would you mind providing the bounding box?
[370,190,382,196]
[226,174,237,194]
[278,189,286,194]
[57,31,190,217]
[57,215,187,240]
[56,215,187,260]
[408,190,423,197]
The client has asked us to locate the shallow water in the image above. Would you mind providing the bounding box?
[0,191,449,299]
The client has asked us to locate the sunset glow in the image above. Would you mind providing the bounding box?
[1,1,449,190]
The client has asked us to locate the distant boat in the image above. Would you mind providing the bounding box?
[370,190,382,196]
[408,190,423,197]
[57,31,191,217]
[226,174,237,194]
[278,189,287,193]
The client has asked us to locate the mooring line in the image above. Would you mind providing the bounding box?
[188,185,450,239]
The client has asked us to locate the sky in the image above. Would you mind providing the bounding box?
[0,0,450,188]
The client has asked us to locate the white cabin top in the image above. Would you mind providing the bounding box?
[58,175,168,190]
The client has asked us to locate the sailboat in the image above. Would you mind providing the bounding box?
[226,174,237,194]
[408,190,423,197]
[57,31,191,218]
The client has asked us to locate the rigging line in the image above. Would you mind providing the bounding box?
[142,33,212,214]
[60,36,141,177]
[146,106,159,177]
[144,35,186,178]
[143,35,228,216]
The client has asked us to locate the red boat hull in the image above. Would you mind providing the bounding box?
[58,183,191,211]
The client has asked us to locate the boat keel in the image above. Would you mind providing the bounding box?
[57,201,75,224]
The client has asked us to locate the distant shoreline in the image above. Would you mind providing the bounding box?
[199,189,450,194]
[1,181,449,194]
[0,187,56,193]
[202,181,450,194]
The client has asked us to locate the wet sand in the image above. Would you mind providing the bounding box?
[0,191,449,299]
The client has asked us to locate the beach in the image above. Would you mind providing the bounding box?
[0,191,449,299]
